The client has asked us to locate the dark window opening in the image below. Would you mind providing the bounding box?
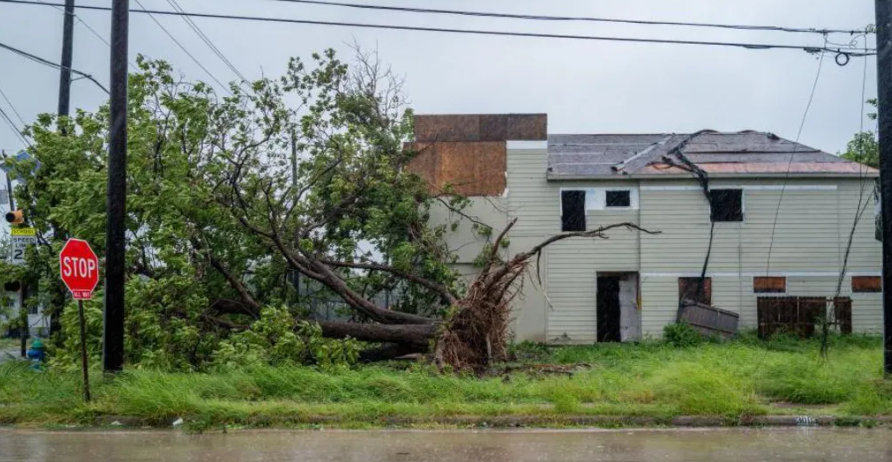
[852,276,882,293]
[596,276,622,342]
[679,277,712,306]
[606,190,631,208]
[709,189,743,222]
[561,190,586,232]
[754,277,786,294]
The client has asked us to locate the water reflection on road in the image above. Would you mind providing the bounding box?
[1,428,890,461]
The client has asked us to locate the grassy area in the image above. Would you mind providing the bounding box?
[0,332,889,429]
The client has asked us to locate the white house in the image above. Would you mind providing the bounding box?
[409,113,881,343]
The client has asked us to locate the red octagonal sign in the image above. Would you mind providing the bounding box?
[60,238,100,300]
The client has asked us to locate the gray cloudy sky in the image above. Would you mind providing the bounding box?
[0,0,879,156]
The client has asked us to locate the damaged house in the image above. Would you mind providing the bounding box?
[408,113,881,343]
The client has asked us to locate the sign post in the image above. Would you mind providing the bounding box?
[59,238,99,402]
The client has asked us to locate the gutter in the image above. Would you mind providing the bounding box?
[546,172,880,181]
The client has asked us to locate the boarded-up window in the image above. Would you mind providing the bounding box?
[710,189,743,222]
[679,277,712,305]
[561,190,586,232]
[852,276,882,293]
[757,297,852,338]
[606,190,631,208]
[754,277,786,293]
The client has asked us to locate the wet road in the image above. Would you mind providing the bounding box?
[0,428,889,461]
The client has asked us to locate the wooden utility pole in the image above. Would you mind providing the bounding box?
[57,0,75,119]
[103,0,129,373]
[877,0,892,375]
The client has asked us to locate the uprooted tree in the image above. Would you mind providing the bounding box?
[1,48,642,372]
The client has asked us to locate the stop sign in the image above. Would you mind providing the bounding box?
[60,239,100,300]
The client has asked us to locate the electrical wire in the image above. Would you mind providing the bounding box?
[0,42,108,93]
[132,0,231,92]
[833,38,874,305]
[166,0,248,82]
[765,38,827,274]
[265,0,872,36]
[0,105,31,148]
[0,82,27,127]
[0,0,877,57]
[30,0,140,71]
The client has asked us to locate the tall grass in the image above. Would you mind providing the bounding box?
[0,334,888,427]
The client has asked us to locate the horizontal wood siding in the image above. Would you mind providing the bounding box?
[545,211,640,344]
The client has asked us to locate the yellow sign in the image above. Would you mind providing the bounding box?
[10,227,36,237]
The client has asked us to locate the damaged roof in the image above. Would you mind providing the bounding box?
[547,131,876,179]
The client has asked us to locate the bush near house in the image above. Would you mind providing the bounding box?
[0,332,888,429]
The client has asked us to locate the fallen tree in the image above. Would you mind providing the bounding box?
[3,47,652,372]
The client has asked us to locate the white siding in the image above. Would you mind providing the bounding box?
[444,145,882,341]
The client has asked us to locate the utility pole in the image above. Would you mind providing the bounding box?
[103,0,129,373]
[289,129,300,302]
[57,0,75,120]
[877,0,892,375]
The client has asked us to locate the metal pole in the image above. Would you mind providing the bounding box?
[4,152,26,357]
[102,0,129,373]
[77,300,91,401]
[877,0,892,375]
[57,0,75,120]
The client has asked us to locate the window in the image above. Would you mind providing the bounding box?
[678,277,712,305]
[709,189,743,222]
[754,276,786,294]
[852,276,882,293]
[561,190,586,231]
[606,190,631,208]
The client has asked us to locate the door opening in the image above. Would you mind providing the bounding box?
[597,272,640,342]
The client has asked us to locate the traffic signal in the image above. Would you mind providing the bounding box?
[4,209,23,224]
[3,281,21,292]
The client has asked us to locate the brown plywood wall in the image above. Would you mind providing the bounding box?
[407,113,546,197]
[406,141,507,196]
[415,114,547,142]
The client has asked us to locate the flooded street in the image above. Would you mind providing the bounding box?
[1,428,891,461]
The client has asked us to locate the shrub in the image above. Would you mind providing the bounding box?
[663,322,706,348]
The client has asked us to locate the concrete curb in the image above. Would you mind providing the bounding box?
[91,414,892,429]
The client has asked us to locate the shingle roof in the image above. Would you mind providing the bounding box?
[547,131,876,178]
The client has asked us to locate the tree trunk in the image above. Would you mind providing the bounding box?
[318,320,437,349]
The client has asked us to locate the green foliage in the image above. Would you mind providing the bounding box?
[663,322,711,348]
[212,307,361,371]
[841,99,879,168]
[6,48,465,370]
[2,337,892,427]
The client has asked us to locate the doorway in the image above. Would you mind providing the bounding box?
[597,272,640,342]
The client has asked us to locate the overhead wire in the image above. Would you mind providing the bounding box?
[166,0,248,82]
[0,0,877,57]
[831,36,874,336]
[30,0,140,71]
[0,105,31,148]
[265,0,873,36]
[0,82,27,127]
[765,37,828,274]
[131,0,231,92]
[0,42,108,93]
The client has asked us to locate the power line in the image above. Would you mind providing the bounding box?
[0,0,877,57]
[132,0,231,91]
[0,105,30,148]
[0,81,27,127]
[0,42,109,93]
[765,40,828,273]
[268,0,872,36]
[166,0,247,82]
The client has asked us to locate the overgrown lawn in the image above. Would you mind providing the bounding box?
[0,333,887,428]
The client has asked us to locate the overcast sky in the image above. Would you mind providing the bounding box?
[0,0,879,158]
